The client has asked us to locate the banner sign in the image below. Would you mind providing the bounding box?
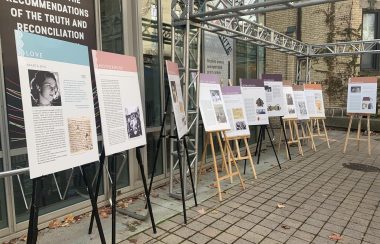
[15,31,98,179]
[347,77,378,114]
[262,74,286,117]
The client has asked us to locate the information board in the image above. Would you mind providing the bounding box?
[347,77,378,114]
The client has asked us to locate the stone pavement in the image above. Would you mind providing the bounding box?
[126,131,380,244]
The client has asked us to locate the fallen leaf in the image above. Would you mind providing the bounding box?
[281,224,290,230]
[197,208,206,215]
[100,211,109,218]
[277,203,285,208]
[329,233,342,241]
[48,219,61,229]
[209,183,218,188]
[128,239,138,244]
[63,214,76,224]
[211,210,219,215]
[19,235,27,242]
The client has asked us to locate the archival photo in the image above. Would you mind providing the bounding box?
[210,90,222,103]
[126,106,143,139]
[170,80,178,103]
[298,101,308,115]
[235,121,247,130]
[232,108,244,120]
[68,117,94,154]
[214,104,227,123]
[29,69,61,107]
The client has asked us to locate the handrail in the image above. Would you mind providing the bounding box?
[0,167,29,179]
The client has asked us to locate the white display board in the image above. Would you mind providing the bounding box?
[15,31,99,179]
[304,84,326,118]
[199,74,231,132]
[93,50,146,156]
[221,86,250,138]
[240,79,269,125]
[262,74,286,117]
[293,85,310,120]
[282,81,297,119]
[166,61,188,139]
[347,77,378,114]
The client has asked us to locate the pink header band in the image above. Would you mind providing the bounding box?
[283,80,292,87]
[200,73,220,84]
[240,78,264,87]
[350,77,378,84]
[221,86,241,95]
[166,61,179,76]
[304,84,322,90]
[292,84,304,91]
[92,50,137,72]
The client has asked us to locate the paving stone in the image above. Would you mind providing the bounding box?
[312,236,337,244]
[210,219,232,231]
[293,230,316,242]
[267,230,291,242]
[188,233,211,244]
[215,232,239,243]
[186,220,207,232]
[260,237,282,244]
[299,223,321,235]
[260,219,281,229]
[220,214,240,224]
[161,234,184,244]
[250,224,272,236]
[286,236,310,244]
[173,227,196,239]
[225,225,248,237]
[157,220,178,231]
[235,219,256,230]
[197,215,217,225]
[241,231,265,243]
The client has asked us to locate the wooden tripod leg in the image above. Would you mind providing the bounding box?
[289,120,294,142]
[294,120,304,156]
[322,119,330,149]
[367,115,371,155]
[343,115,353,153]
[244,138,257,180]
[226,139,233,183]
[216,133,230,176]
[209,133,223,201]
[198,132,209,182]
[307,122,316,151]
[222,132,245,190]
[317,119,321,136]
[357,115,362,151]
[278,125,282,153]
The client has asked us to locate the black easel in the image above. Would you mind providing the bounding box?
[253,124,281,169]
[147,93,197,224]
[27,164,107,244]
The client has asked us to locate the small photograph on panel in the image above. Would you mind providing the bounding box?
[29,70,62,107]
[210,90,222,103]
[214,104,227,123]
[126,106,143,138]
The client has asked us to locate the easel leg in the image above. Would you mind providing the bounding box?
[27,177,41,244]
[216,133,230,179]
[322,119,330,149]
[280,117,291,160]
[110,155,117,244]
[227,140,233,183]
[357,115,362,151]
[367,115,371,155]
[254,126,262,156]
[198,133,209,182]
[265,127,281,169]
[244,138,257,179]
[343,115,353,153]
[209,133,223,201]
[183,137,198,206]
[306,122,316,151]
[81,165,106,244]
[175,137,187,224]
[294,120,303,156]
[256,126,264,165]
[136,147,157,233]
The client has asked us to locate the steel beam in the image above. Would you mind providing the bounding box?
[308,40,380,57]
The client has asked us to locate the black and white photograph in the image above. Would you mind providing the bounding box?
[298,102,308,115]
[235,121,247,130]
[288,108,296,114]
[126,106,143,138]
[264,85,272,93]
[256,108,266,114]
[29,69,61,107]
[351,86,361,93]
[214,104,227,123]
[210,90,222,103]
[256,98,264,107]
[286,93,294,105]
[170,80,178,103]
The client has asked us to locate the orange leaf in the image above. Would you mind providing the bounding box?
[277,203,285,208]
[329,233,342,241]
[48,219,61,229]
[197,208,206,215]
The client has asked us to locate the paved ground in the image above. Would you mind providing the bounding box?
[125,131,380,244]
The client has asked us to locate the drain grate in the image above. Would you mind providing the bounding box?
[343,163,380,173]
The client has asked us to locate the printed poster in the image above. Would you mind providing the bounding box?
[166,61,188,139]
[221,86,250,138]
[240,79,269,125]
[15,31,98,178]
[93,51,146,156]
[199,74,230,132]
[304,84,326,118]
[282,80,297,119]
[262,74,286,117]
[347,77,378,114]
[293,85,310,120]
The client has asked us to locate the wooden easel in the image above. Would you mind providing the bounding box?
[299,120,317,151]
[198,130,246,201]
[224,136,257,183]
[308,117,330,148]
[343,114,372,155]
[278,118,303,158]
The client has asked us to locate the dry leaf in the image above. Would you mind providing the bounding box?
[209,183,218,188]
[197,208,206,215]
[211,210,219,215]
[281,224,290,230]
[329,233,342,241]
[277,203,285,208]
[19,235,27,242]
[100,211,109,218]
[48,219,61,229]
[128,239,138,244]
[64,214,76,224]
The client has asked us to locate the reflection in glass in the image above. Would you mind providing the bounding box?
[0,160,8,229]
[113,153,130,189]
[147,132,163,177]
[100,0,124,54]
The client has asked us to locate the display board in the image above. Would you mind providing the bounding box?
[15,31,98,178]
[199,74,230,132]
[262,74,286,117]
[0,0,97,149]
[221,86,250,138]
[93,51,146,156]
[282,80,297,119]
[166,61,188,139]
[347,77,378,114]
[304,84,326,118]
[240,79,269,125]
[293,85,310,120]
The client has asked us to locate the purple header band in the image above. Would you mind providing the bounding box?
[200,73,220,84]
[240,78,264,87]
[262,74,282,81]
[221,86,241,95]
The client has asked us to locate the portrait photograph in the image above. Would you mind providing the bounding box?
[126,106,143,138]
[29,69,61,107]
[210,90,222,103]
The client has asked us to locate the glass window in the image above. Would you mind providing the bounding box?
[361,12,380,71]
[114,153,130,189]
[235,40,258,81]
[100,0,124,54]
[0,159,7,229]
[147,132,163,177]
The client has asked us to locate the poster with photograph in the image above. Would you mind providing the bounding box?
[221,86,250,138]
[282,81,297,119]
[347,77,378,114]
[166,61,188,139]
[293,85,310,120]
[199,74,230,132]
[15,31,98,179]
[304,84,326,118]
[93,51,146,156]
[262,74,286,117]
[240,79,269,125]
